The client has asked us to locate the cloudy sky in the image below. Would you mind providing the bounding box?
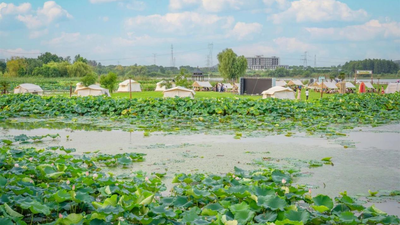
[1,0,399,67]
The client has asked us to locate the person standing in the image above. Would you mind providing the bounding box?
[306,89,309,100]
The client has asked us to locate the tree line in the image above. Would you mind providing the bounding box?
[0,52,217,79]
[341,59,399,74]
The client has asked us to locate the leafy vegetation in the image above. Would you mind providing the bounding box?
[0,143,398,224]
[1,93,399,135]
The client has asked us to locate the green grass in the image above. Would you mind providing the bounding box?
[111,91,261,99]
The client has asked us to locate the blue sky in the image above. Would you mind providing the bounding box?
[0,0,399,67]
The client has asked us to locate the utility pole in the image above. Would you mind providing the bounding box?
[170,44,174,68]
[208,43,213,69]
[314,55,316,68]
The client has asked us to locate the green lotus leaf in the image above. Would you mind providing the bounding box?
[271,170,291,183]
[313,195,333,210]
[285,210,309,223]
[54,189,72,203]
[182,207,200,223]
[29,201,51,215]
[257,196,287,211]
[338,211,359,224]
[4,203,23,218]
[254,212,277,223]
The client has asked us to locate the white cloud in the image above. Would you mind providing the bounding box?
[113,34,174,47]
[89,0,121,3]
[0,2,31,19]
[227,22,262,40]
[0,48,41,58]
[263,0,289,9]
[124,1,146,10]
[17,1,72,29]
[125,12,234,35]
[45,32,81,46]
[306,20,400,41]
[270,0,368,24]
[169,0,250,12]
[29,29,49,39]
[273,37,314,52]
[233,43,277,57]
[169,0,199,10]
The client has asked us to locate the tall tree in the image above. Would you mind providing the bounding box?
[99,72,118,93]
[38,52,62,64]
[68,61,93,77]
[80,72,98,87]
[6,57,27,77]
[217,49,247,82]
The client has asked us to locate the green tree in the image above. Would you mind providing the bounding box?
[338,72,346,81]
[74,54,88,64]
[99,72,118,93]
[217,49,247,82]
[0,80,10,94]
[38,52,62,64]
[68,61,93,77]
[174,68,191,88]
[80,72,98,87]
[0,61,6,73]
[6,57,27,77]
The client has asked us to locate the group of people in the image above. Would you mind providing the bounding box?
[215,83,227,92]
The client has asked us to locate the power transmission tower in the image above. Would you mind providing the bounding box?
[301,51,307,68]
[314,55,316,68]
[153,53,157,65]
[208,43,213,69]
[170,44,174,68]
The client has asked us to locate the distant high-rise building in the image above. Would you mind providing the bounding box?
[246,56,287,70]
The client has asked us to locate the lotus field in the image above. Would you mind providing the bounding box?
[0,93,400,224]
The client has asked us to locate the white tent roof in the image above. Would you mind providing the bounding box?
[385,83,400,93]
[75,84,111,97]
[16,83,43,92]
[323,82,338,89]
[262,86,294,95]
[276,80,287,86]
[223,83,233,89]
[120,79,139,85]
[345,82,356,88]
[364,82,374,89]
[262,86,295,100]
[287,80,303,86]
[164,86,195,95]
[192,81,212,88]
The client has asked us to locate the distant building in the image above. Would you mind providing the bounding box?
[192,67,204,81]
[246,55,288,70]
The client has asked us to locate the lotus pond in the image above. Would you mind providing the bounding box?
[0,93,400,224]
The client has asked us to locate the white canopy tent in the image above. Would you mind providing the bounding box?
[117,79,141,92]
[287,80,303,86]
[364,82,374,89]
[163,86,195,99]
[14,83,43,95]
[322,82,338,89]
[75,84,111,97]
[223,83,233,89]
[262,86,295,100]
[155,81,167,92]
[385,83,400,93]
[345,82,356,88]
[308,82,321,89]
[276,80,287,87]
[192,81,212,88]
